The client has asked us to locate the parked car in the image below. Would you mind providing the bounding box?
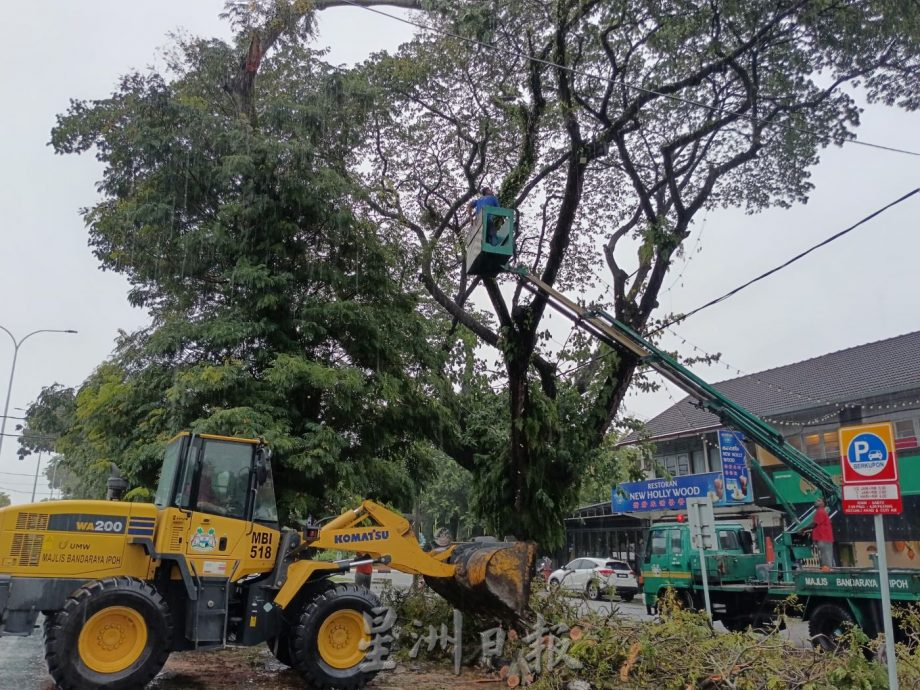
[546,557,639,601]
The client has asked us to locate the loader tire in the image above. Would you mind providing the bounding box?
[44,576,172,690]
[291,583,386,690]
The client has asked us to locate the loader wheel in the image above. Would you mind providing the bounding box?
[291,583,385,690]
[809,602,855,652]
[44,576,172,690]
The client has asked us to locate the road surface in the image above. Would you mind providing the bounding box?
[0,572,810,689]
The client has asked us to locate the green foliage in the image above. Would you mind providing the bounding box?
[382,583,916,687]
[579,435,650,506]
[350,0,920,548]
[377,580,497,664]
[470,380,589,548]
[0,492,9,508]
[417,452,487,542]
[35,34,460,520]
[31,0,920,549]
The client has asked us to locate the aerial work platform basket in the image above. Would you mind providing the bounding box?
[465,206,515,276]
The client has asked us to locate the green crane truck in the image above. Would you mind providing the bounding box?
[503,265,920,647]
[641,519,920,644]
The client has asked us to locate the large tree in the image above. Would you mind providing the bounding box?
[347,0,920,544]
[35,30,462,519]
[28,1,920,547]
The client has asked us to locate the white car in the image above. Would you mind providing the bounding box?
[547,557,639,601]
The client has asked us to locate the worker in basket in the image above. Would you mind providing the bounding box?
[468,186,502,245]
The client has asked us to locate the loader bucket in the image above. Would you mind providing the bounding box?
[425,541,537,622]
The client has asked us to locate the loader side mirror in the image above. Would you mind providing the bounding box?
[106,464,129,501]
[255,446,271,486]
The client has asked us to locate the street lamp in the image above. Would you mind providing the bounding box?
[0,327,78,461]
[31,450,43,503]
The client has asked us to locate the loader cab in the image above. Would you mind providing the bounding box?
[154,433,279,525]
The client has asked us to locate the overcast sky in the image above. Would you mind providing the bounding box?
[1,3,918,504]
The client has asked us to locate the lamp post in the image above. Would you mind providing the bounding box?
[31,450,43,503]
[0,327,78,462]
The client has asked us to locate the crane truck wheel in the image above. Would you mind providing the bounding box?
[44,576,173,690]
[808,602,855,652]
[291,583,385,690]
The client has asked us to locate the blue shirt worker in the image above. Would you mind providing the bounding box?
[468,186,501,245]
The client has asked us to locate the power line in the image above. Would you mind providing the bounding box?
[340,0,920,158]
[664,213,708,294]
[556,187,919,378]
[0,469,43,478]
[0,432,57,440]
[651,188,920,334]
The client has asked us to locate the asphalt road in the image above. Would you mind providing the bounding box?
[0,573,811,689]
[0,625,51,689]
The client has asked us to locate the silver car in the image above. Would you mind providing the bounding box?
[547,557,639,601]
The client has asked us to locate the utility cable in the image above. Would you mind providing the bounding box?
[556,187,919,377]
[339,0,920,158]
[650,188,920,334]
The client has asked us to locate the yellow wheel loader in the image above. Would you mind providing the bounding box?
[0,432,535,690]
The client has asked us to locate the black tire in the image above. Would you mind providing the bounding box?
[44,576,172,690]
[620,593,635,603]
[585,580,601,600]
[809,602,855,652]
[268,632,293,667]
[291,583,386,690]
[721,617,750,632]
[548,579,560,592]
[657,588,694,618]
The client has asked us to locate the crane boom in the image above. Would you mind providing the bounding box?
[509,266,842,510]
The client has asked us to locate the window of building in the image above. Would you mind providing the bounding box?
[659,453,691,477]
[691,449,708,474]
[804,433,822,459]
[895,419,916,439]
[822,432,839,458]
[708,445,722,473]
[785,435,803,451]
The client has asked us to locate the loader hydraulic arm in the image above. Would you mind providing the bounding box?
[297,499,536,620]
[307,500,456,577]
[509,267,842,514]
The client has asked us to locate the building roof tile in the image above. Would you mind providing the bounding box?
[624,330,920,443]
